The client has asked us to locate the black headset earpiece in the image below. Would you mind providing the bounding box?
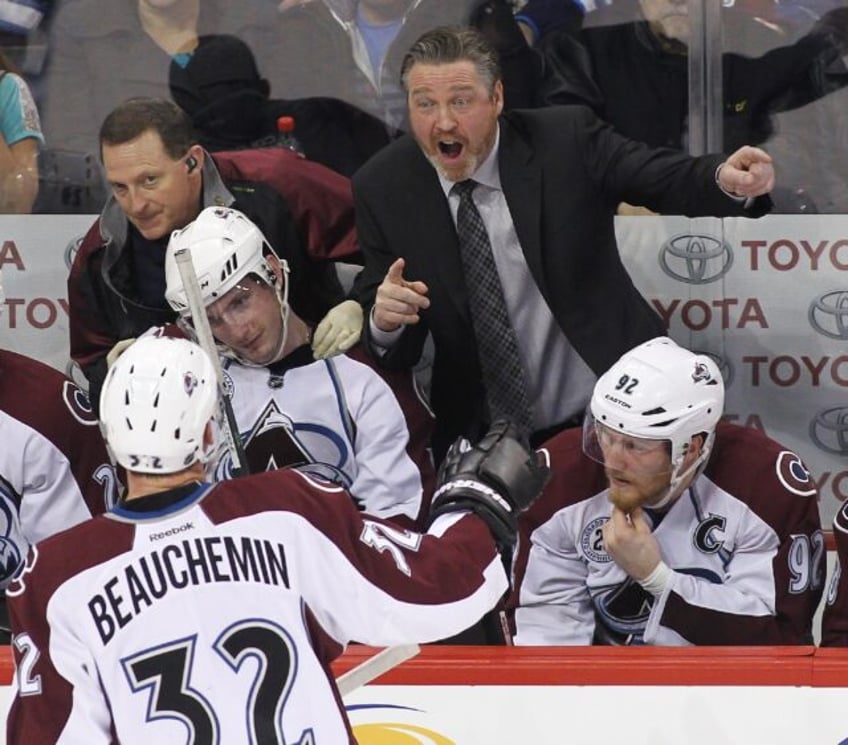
[186,155,198,173]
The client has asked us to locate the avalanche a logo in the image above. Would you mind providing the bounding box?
[348,704,455,744]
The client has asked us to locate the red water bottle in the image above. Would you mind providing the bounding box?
[276,116,305,157]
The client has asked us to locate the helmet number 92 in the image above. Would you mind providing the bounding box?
[615,375,640,395]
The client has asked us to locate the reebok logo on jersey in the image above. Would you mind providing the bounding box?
[148,522,195,542]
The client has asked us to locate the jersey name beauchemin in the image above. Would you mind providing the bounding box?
[87,535,290,645]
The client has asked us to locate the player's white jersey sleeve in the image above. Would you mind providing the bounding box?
[0,368,117,588]
[329,355,425,521]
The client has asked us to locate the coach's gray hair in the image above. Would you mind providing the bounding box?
[400,26,502,95]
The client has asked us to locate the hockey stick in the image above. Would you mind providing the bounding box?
[173,247,249,478]
[336,644,421,697]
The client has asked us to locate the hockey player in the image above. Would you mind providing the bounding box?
[0,348,119,592]
[820,502,848,645]
[162,206,435,528]
[512,336,824,646]
[5,335,549,743]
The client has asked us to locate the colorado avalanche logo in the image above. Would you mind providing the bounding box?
[61,380,97,426]
[183,371,199,397]
[214,400,352,489]
[776,451,816,497]
[692,361,713,383]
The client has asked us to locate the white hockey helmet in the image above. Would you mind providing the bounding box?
[165,205,283,313]
[164,206,290,363]
[584,337,724,498]
[99,336,219,474]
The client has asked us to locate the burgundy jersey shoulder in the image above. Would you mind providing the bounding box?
[67,218,104,282]
[7,514,135,613]
[704,421,819,536]
[213,148,360,263]
[527,425,607,531]
[0,349,114,521]
[0,349,100,440]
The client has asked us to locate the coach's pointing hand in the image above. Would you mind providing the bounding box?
[373,258,430,332]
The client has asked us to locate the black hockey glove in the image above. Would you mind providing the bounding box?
[428,418,550,550]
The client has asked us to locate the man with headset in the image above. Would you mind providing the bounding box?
[68,96,360,415]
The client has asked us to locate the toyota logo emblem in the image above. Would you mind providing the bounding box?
[809,406,848,455]
[808,290,848,340]
[64,235,85,271]
[659,234,733,284]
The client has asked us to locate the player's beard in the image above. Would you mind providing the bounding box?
[607,483,646,513]
[606,468,671,513]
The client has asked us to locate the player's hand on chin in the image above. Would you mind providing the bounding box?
[602,506,661,581]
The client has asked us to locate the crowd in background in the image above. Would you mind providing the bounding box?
[1,0,846,215]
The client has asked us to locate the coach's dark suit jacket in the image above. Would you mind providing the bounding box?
[353,105,771,459]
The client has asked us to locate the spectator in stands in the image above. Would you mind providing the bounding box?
[820,501,848,646]
[160,206,436,528]
[513,0,588,44]
[512,337,824,646]
[68,97,357,417]
[0,0,53,103]
[40,0,278,157]
[0,343,119,638]
[265,0,541,134]
[169,33,391,177]
[0,48,42,213]
[533,0,848,212]
[353,25,774,463]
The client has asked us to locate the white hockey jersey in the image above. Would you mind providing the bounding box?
[512,422,824,646]
[6,469,506,744]
[159,330,437,527]
[0,350,118,587]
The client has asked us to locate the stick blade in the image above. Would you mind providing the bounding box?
[336,644,421,697]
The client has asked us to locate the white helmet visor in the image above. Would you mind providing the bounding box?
[582,413,674,478]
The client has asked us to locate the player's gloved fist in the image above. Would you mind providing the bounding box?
[428,418,550,550]
[312,300,364,359]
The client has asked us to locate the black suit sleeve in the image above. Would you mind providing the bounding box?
[352,171,429,371]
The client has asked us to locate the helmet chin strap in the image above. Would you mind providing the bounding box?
[649,433,715,510]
